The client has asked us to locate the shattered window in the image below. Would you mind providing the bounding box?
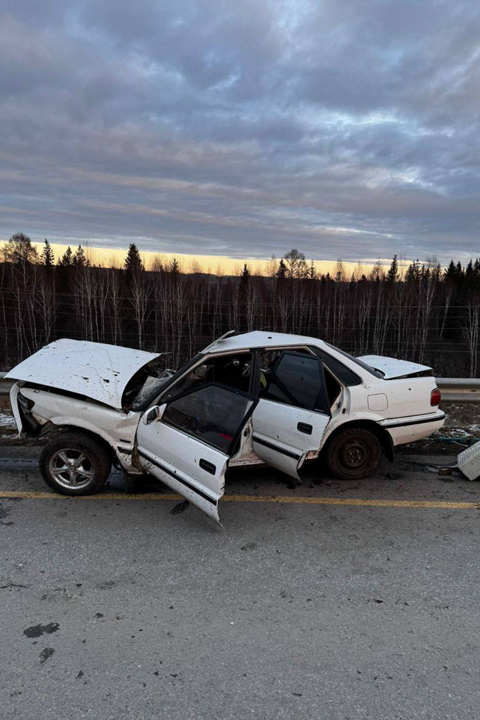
[160,352,253,403]
[162,385,254,453]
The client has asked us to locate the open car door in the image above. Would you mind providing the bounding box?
[136,384,256,523]
[252,352,331,480]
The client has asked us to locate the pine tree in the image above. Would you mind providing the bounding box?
[72,244,87,267]
[444,260,456,283]
[276,259,287,279]
[308,259,317,280]
[405,260,420,283]
[239,263,250,299]
[386,254,398,284]
[170,257,180,275]
[40,239,55,267]
[58,246,73,267]
[124,243,143,275]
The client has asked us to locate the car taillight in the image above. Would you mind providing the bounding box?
[430,388,441,406]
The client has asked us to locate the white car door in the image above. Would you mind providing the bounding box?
[136,383,256,523]
[252,351,331,480]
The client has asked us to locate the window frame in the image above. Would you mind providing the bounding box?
[160,381,257,456]
[258,350,331,415]
[137,349,256,411]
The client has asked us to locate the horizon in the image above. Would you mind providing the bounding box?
[0,237,456,277]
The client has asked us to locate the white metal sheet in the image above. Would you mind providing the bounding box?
[457,441,480,481]
[359,355,432,379]
[5,339,159,410]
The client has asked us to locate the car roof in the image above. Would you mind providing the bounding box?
[202,331,327,355]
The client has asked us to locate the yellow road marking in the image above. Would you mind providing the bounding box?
[0,490,478,510]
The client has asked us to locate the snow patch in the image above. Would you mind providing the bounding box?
[0,412,15,429]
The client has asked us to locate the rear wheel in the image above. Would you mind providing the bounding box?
[40,433,111,496]
[326,427,381,480]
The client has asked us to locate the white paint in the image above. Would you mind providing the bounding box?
[18,387,140,472]
[136,417,232,523]
[367,393,388,411]
[251,399,329,480]
[5,339,159,410]
[359,354,431,379]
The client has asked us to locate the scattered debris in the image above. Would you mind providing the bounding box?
[457,441,480,481]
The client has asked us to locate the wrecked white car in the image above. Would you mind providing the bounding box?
[7,331,445,522]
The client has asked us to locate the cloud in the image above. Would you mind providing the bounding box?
[0,0,479,264]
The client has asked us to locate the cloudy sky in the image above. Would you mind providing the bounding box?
[1,0,480,266]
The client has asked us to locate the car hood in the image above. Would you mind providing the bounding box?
[358,354,432,379]
[5,339,160,409]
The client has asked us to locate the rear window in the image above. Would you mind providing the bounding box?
[325,343,384,379]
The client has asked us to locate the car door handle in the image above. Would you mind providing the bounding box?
[297,422,313,435]
[199,459,216,475]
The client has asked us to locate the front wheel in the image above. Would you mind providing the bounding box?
[325,427,381,480]
[39,433,112,496]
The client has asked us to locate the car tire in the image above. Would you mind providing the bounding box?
[39,433,112,496]
[325,427,381,480]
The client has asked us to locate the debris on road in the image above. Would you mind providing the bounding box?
[457,441,480,481]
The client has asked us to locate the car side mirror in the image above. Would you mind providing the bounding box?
[143,404,166,425]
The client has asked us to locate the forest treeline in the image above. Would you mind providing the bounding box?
[1,232,480,377]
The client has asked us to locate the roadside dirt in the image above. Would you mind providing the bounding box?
[397,403,480,456]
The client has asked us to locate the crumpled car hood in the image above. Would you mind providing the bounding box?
[5,339,160,409]
[359,354,432,379]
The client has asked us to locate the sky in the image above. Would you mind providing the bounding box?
[1,0,480,269]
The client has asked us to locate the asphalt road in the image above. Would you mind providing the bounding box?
[1,446,480,719]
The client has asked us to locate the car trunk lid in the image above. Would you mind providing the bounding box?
[358,355,433,379]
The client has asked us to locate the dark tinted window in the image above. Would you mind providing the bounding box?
[263,353,326,411]
[325,343,384,379]
[314,348,362,386]
[162,385,253,454]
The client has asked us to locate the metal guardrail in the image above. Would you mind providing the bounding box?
[1,371,480,402]
[436,378,480,403]
[0,372,13,396]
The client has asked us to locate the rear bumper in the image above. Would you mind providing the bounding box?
[380,411,445,447]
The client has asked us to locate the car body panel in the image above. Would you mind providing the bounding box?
[137,431,228,524]
[136,388,257,522]
[344,376,442,428]
[16,386,140,472]
[358,355,432,379]
[252,399,330,479]
[380,411,446,445]
[5,339,159,410]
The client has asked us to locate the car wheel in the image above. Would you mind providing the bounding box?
[39,433,111,496]
[326,427,381,480]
